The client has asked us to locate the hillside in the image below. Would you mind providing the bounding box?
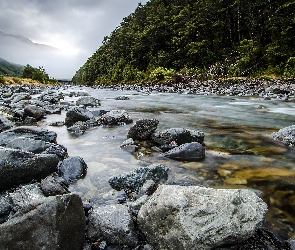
[73,0,295,85]
[0,57,24,77]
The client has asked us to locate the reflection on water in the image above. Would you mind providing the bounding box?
[41,86,295,238]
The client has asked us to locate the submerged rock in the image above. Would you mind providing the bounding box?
[98,110,133,125]
[87,204,139,248]
[65,107,95,127]
[127,119,159,140]
[152,128,204,146]
[137,185,268,250]
[108,164,168,193]
[58,156,87,184]
[76,96,100,107]
[163,142,205,161]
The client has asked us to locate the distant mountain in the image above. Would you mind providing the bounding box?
[0,57,24,77]
[0,31,59,52]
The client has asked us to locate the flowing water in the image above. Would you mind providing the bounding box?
[41,86,295,239]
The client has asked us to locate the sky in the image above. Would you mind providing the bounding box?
[0,0,149,79]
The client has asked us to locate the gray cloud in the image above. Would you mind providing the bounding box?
[0,0,149,79]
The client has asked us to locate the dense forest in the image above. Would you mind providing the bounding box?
[0,57,24,77]
[73,0,295,85]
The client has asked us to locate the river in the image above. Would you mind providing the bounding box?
[41,86,295,239]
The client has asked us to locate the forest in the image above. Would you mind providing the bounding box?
[72,0,295,85]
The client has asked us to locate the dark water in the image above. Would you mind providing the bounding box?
[41,86,295,239]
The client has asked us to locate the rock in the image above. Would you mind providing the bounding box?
[270,125,295,146]
[137,185,268,250]
[42,143,68,160]
[98,110,133,125]
[10,93,31,104]
[0,126,57,146]
[0,192,12,224]
[163,142,205,161]
[23,116,37,125]
[120,138,138,153]
[6,137,50,153]
[0,147,60,191]
[115,96,130,100]
[0,187,85,250]
[23,105,46,120]
[58,156,87,183]
[108,164,168,193]
[127,119,159,140]
[38,91,63,104]
[0,117,14,133]
[76,96,100,107]
[152,128,204,146]
[40,174,69,196]
[87,204,139,248]
[65,107,95,127]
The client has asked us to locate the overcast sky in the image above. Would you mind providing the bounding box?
[0,0,149,79]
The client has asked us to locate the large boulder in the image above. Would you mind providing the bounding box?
[6,137,50,153]
[65,107,95,127]
[0,126,57,146]
[23,105,46,120]
[108,164,168,193]
[38,91,63,104]
[163,142,205,161]
[58,156,87,184]
[98,110,133,125]
[76,96,100,107]
[137,185,268,250]
[87,204,139,248]
[152,128,204,146]
[127,119,159,140]
[270,125,295,146]
[0,147,59,191]
[0,184,85,250]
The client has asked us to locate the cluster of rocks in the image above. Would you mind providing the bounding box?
[1,83,295,249]
[92,78,295,100]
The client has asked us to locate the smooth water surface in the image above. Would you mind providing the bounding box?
[41,86,295,238]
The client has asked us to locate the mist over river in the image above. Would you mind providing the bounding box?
[41,86,295,239]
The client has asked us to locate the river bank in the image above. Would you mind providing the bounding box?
[2,83,294,249]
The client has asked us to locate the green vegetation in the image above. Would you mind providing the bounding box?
[0,74,5,84]
[73,0,295,85]
[22,64,57,84]
[0,57,24,77]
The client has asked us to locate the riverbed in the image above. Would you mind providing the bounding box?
[41,86,295,239]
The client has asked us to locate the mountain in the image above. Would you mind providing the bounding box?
[73,0,295,85]
[0,57,24,77]
[0,31,59,52]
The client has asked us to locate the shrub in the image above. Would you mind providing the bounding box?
[0,74,5,84]
[149,67,175,82]
[283,57,295,77]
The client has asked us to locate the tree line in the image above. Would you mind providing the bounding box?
[73,0,295,85]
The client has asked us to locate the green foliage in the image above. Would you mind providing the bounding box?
[73,0,295,85]
[0,74,5,84]
[284,57,295,77]
[0,57,24,77]
[149,67,175,82]
[12,77,22,84]
[22,65,56,84]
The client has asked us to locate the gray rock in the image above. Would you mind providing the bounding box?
[0,126,57,147]
[127,119,159,140]
[87,204,139,248]
[23,105,46,120]
[0,117,14,132]
[0,147,59,191]
[108,164,168,193]
[38,91,63,104]
[137,185,268,250]
[163,142,205,161]
[270,125,295,146]
[152,128,204,146]
[6,137,50,153]
[65,107,95,127]
[0,192,12,224]
[41,174,69,196]
[0,189,85,250]
[76,96,101,107]
[115,96,129,100]
[58,156,87,183]
[10,93,31,104]
[98,110,133,125]
[42,143,68,160]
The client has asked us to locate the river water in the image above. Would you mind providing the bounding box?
[41,86,295,239]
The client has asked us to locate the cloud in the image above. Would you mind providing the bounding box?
[0,0,149,79]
